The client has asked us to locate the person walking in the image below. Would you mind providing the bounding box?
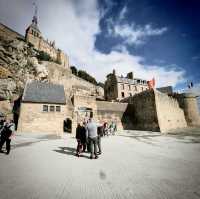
[86,116,100,159]
[97,125,103,155]
[75,122,87,157]
[0,119,15,155]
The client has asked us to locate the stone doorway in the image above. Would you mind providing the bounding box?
[63,118,72,133]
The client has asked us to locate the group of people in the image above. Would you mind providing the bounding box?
[75,116,117,159]
[0,117,15,155]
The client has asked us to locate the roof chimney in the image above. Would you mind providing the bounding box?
[127,72,134,80]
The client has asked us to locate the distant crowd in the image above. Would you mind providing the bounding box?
[76,116,117,159]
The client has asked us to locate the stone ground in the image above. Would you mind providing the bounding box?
[0,129,200,199]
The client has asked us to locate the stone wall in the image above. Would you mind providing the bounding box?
[175,93,200,127]
[122,90,160,131]
[155,90,187,133]
[0,23,24,40]
[17,103,69,135]
[70,75,104,98]
[95,101,128,130]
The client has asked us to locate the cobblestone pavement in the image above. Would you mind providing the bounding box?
[0,131,200,199]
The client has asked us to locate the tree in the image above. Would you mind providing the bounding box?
[70,66,78,75]
[78,70,97,85]
[36,50,52,61]
[97,82,104,88]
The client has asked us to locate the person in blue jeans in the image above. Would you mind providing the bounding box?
[86,116,101,159]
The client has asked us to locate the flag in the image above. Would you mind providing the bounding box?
[147,78,156,89]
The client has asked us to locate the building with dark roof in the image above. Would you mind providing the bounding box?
[18,81,73,135]
[22,81,66,104]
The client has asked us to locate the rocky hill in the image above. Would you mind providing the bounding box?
[0,37,54,101]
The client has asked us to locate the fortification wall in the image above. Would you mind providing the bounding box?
[175,93,200,126]
[70,75,104,98]
[0,23,24,40]
[39,39,57,60]
[95,101,128,130]
[125,90,160,131]
[155,90,187,133]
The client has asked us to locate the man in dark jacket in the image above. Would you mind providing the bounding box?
[97,125,103,155]
[0,119,15,155]
[75,122,87,157]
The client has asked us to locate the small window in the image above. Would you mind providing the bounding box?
[50,106,55,112]
[135,86,137,91]
[121,84,124,90]
[43,105,48,112]
[121,92,125,98]
[129,93,132,97]
[128,85,131,90]
[56,106,61,112]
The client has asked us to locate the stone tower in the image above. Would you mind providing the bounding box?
[176,93,200,126]
[25,3,41,48]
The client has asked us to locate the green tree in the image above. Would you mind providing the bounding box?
[36,51,52,61]
[70,66,78,75]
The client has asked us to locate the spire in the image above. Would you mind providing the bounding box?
[32,2,38,26]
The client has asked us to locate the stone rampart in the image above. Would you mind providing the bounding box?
[0,23,24,40]
[123,90,160,131]
[174,93,200,127]
[95,101,128,130]
[154,90,187,133]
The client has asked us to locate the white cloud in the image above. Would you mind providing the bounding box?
[119,6,128,20]
[0,0,185,87]
[110,23,168,45]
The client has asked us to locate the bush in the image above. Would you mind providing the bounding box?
[70,66,78,75]
[36,51,52,61]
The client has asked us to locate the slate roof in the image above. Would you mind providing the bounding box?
[22,81,66,104]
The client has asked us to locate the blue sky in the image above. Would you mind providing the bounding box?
[0,0,200,93]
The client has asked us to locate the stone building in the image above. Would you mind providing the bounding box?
[0,23,24,40]
[17,81,73,135]
[105,70,149,101]
[25,9,69,68]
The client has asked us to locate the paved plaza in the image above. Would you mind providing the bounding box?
[0,129,200,199]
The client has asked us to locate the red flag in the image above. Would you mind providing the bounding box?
[147,78,155,89]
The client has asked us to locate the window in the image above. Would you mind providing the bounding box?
[128,85,131,90]
[121,92,125,98]
[56,106,61,112]
[43,105,48,112]
[50,106,55,112]
[129,93,132,97]
[135,86,137,91]
[121,84,124,90]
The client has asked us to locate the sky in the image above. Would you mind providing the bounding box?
[0,0,200,96]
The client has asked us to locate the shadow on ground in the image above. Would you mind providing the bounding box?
[53,146,91,159]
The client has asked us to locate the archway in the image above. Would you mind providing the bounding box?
[63,118,72,133]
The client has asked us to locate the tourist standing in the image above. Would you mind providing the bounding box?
[0,119,15,155]
[97,125,103,155]
[103,122,109,136]
[86,116,99,159]
[75,122,87,157]
[110,121,117,135]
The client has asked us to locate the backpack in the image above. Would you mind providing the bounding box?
[1,124,13,138]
